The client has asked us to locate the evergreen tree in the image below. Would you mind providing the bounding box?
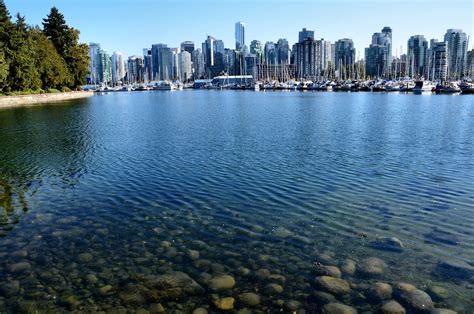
[0,49,8,86]
[30,27,72,89]
[42,7,89,88]
[42,7,70,57]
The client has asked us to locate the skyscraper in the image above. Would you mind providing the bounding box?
[97,49,112,84]
[369,27,392,77]
[143,48,152,82]
[334,39,355,72]
[127,55,144,83]
[151,44,169,80]
[365,45,387,78]
[178,51,192,82]
[250,40,264,64]
[180,41,195,55]
[431,42,448,82]
[298,28,314,43]
[276,39,290,64]
[203,36,215,70]
[235,21,245,51]
[444,29,468,79]
[294,37,318,79]
[407,35,429,78]
[111,51,125,85]
[264,42,277,65]
[88,43,101,84]
[192,49,205,79]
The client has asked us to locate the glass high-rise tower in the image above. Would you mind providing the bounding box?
[235,21,245,51]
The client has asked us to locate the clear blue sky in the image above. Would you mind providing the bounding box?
[7,0,474,59]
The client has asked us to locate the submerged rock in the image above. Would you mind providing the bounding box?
[428,286,450,301]
[380,300,406,314]
[8,262,31,273]
[209,274,235,290]
[78,253,93,263]
[341,259,356,275]
[314,264,342,278]
[431,309,457,314]
[358,257,387,277]
[213,297,234,310]
[436,259,474,279]
[265,283,284,294]
[149,303,166,313]
[313,291,336,305]
[272,227,294,238]
[315,276,351,295]
[192,308,207,314]
[370,237,404,252]
[368,282,392,301]
[322,302,357,314]
[400,289,434,312]
[239,292,261,306]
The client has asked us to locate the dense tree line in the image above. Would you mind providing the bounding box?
[0,1,89,94]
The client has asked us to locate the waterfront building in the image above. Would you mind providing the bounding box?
[235,21,245,51]
[467,49,474,79]
[365,44,387,78]
[143,48,152,82]
[335,38,356,77]
[203,36,216,75]
[87,43,101,84]
[444,29,468,79]
[276,39,291,64]
[250,40,264,64]
[111,51,125,85]
[264,42,277,65]
[315,38,332,73]
[407,35,429,78]
[178,51,192,82]
[172,49,180,80]
[294,37,318,79]
[368,27,392,77]
[127,55,144,83]
[224,49,237,75]
[180,41,195,55]
[151,44,172,80]
[97,49,112,84]
[244,54,257,77]
[298,28,314,43]
[192,48,206,79]
[431,42,448,82]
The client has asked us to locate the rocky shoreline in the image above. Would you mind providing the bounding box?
[0,91,94,109]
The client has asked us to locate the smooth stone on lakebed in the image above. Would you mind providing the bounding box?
[368,282,392,301]
[272,227,293,238]
[341,259,356,275]
[371,237,404,252]
[322,302,357,314]
[315,276,351,295]
[78,253,93,263]
[239,292,261,306]
[428,286,450,301]
[265,283,284,294]
[192,308,208,314]
[213,297,234,310]
[314,264,342,278]
[209,275,235,290]
[313,291,336,305]
[436,259,474,279]
[381,300,406,314]
[358,257,387,276]
[8,262,31,273]
[431,309,457,314]
[401,289,434,312]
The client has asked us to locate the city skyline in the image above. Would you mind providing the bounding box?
[6,0,473,58]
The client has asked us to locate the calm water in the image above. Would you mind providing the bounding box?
[0,91,473,313]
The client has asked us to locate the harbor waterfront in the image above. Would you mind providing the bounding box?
[0,91,473,313]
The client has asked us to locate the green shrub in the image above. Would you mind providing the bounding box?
[62,86,72,92]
